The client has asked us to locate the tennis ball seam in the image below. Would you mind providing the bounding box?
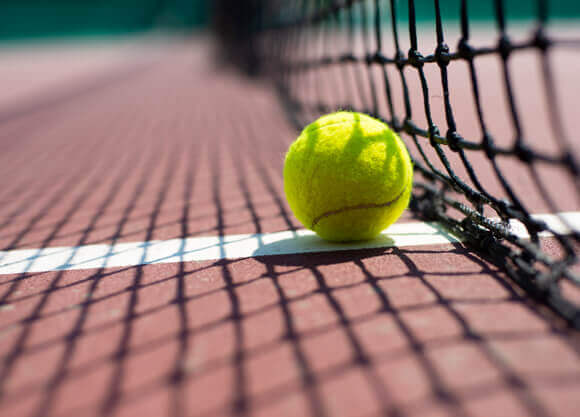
[310,176,411,230]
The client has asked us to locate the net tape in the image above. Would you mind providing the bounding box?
[223,0,580,327]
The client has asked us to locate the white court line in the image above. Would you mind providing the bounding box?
[0,212,578,275]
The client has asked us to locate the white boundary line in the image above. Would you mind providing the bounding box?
[0,212,578,275]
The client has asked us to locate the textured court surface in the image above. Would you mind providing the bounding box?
[0,36,579,417]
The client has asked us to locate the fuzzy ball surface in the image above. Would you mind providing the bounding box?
[284,111,413,242]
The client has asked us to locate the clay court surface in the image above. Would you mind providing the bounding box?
[0,35,579,417]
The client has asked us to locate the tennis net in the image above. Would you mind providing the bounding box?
[215,0,580,327]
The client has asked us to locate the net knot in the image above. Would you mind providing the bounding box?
[497,199,513,216]
[372,51,387,65]
[395,51,406,70]
[533,28,551,52]
[407,49,424,69]
[446,130,461,152]
[429,124,440,147]
[365,53,373,65]
[514,142,533,163]
[403,118,415,135]
[498,35,512,59]
[391,116,402,132]
[564,152,579,176]
[457,38,475,60]
[528,218,548,235]
[482,133,496,158]
[435,43,451,68]
[340,53,356,63]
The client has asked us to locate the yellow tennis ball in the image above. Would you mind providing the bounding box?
[284,111,413,242]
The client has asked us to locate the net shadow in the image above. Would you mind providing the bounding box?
[0,27,579,417]
[236,0,580,327]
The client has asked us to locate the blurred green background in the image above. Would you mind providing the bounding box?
[1,0,579,41]
[0,0,209,40]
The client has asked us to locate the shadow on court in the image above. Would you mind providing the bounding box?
[1,240,578,417]
[0,37,579,417]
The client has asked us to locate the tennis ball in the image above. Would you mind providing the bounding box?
[284,111,413,242]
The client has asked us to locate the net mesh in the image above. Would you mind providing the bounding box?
[218,0,580,327]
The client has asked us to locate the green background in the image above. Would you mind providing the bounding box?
[0,0,209,40]
[0,1,579,41]
[397,0,580,22]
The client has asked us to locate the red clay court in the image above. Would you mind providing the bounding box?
[1,2,580,417]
